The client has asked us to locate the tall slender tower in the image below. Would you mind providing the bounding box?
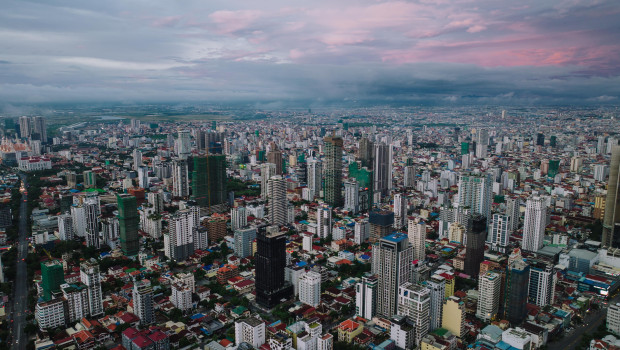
[372,233,412,318]
[408,219,426,262]
[358,136,374,169]
[133,279,154,325]
[306,158,322,199]
[324,135,343,207]
[373,143,390,197]
[117,194,139,256]
[522,197,547,252]
[476,272,501,322]
[261,163,277,199]
[603,146,620,247]
[504,250,529,325]
[84,202,100,249]
[80,259,103,316]
[457,173,493,220]
[267,175,288,226]
[192,155,227,208]
[172,159,190,198]
[465,215,487,277]
[255,228,293,309]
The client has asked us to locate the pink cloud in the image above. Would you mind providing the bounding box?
[208,10,263,34]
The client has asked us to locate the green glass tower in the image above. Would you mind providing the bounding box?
[41,260,65,301]
[548,159,560,178]
[117,194,139,256]
[461,142,469,155]
[192,155,227,207]
[349,161,373,210]
[324,135,343,207]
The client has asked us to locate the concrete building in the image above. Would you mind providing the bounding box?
[267,175,288,226]
[603,146,620,248]
[522,197,547,252]
[442,296,465,338]
[231,206,248,231]
[171,283,193,311]
[80,259,103,317]
[476,272,501,322]
[234,227,257,258]
[397,282,430,346]
[235,318,266,348]
[133,279,154,326]
[355,274,378,320]
[373,233,412,318]
[299,271,321,307]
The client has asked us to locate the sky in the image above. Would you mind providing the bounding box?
[1,0,620,106]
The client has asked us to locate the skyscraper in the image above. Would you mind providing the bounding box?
[231,206,248,231]
[522,197,547,252]
[344,179,360,214]
[465,215,486,277]
[408,219,426,262]
[306,158,322,200]
[505,197,520,232]
[358,136,374,169]
[41,260,65,301]
[397,282,430,347]
[369,210,394,243]
[528,261,554,307]
[117,194,139,256]
[267,146,284,175]
[457,173,492,220]
[373,143,390,197]
[261,163,277,199]
[476,272,501,322]
[316,205,332,239]
[393,193,407,228]
[58,214,74,241]
[299,271,321,307]
[84,202,100,249]
[172,160,190,198]
[425,275,446,331]
[255,228,293,309]
[192,155,227,208]
[133,279,154,325]
[19,115,31,139]
[504,250,530,325]
[404,165,416,188]
[603,146,620,247]
[164,209,196,261]
[324,135,343,207]
[177,129,191,159]
[355,274,378,320]
[372,233,412,318]
[490,214,510,253]
[234,227,257,258]
[80,259,103,316]
[267,175,288,226]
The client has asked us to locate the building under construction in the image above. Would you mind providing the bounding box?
[192,155,227,212]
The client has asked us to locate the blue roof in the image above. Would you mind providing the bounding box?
[296,261,307,267]
[360,255,370,259]
[191,313,205,320]
[70,189,80,193]
[383,233,408,243]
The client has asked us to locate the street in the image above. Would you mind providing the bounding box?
[11,173,29,350]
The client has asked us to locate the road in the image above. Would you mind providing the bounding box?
[10,173,29,350]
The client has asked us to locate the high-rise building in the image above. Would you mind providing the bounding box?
[267,147,284,175]
[117,194,139,256]
[171,283,193,311]
[448,223,465,244]
[192,155,227,208]
[172,160,190,198]
[261,163,277,199]
[355,274,378,320]
[80,259,103,316]
[235,318,266,348]
[490,214,510,253]
[607,303,620,335]
[137,166,149,189]
[299,271,321,307]
[306,159,322,199]
[83,170,97,189]
[19,115,31,139]
[476,272,501,322]
[528,261,554,307]
[344,180,360,214]
[358,136,374,169]
[522,197,547,252]
[504,251,530,325]
[132,149,143,171]
[536,133,544,146]
[594,164,609,182]
[404,166,416,188]
[165,209,197,261]
[505,198,520,232]
[267,175,288,226]
[442,296,466,338]
[316,205,332,239]
[425,275,446,331]
[397,282,430,347]
[133,279,154,325]
[373,143,390,197]
[393,193,407,228]
[71,205,87,238]
[255,229,293,309]
[457,173,492,220]
[177,130,191,159]
[408,219,426,262]
[41,260,65,301]
[231,206,248,230]
[234,227,257,258]
[603,146,620,248]
[438,206,472,239]
[354,219,370,245]
[369,210,394,243]
[390,315,416,350]
[465,215,487,277]
[372,233,412,318]
[84,202,100,249]
[324,135,343,207]
[147,191,164,213]
[58,214,74,241]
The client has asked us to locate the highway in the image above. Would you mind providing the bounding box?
[10,173,29,350]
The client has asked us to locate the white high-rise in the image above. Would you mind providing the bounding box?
[354,220,370,245]
[306,158,322,199]
[261,163,277,199]
[408,219,426,261]
[522,197,547,252]
[138,166,149,189]
[71,205,87,238]
[267,175,288,226]
[58,214,74,241]
[299,271,321,307]
[165,209,196,261]
[80,259,103,316]
[457,173,492,220]
[132,149,143,171]
[356,274,378,320]
[393,193,407,228]
[372,233,412,318]
[133,279,154,325]
[84,202,100,249]
[235,318,265,348]
[231,206,248,230]
[490,214,510,253]
[476,272,501,322]
[177,130,191,159]
[425,275,445,331]
[316,205,332,239]
[397,282,430,346]
[171,283,193,311]
[344,180,360,214]
[172,160,189,197]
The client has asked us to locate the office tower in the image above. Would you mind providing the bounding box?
[594,164,609,182]
[354,219,370,245]
[172,160,190,197]
[425,275,446,331]
[373,143,390,196]
[461,142,469,155]
[457,173,492,220]
[506,198,520,232]
[19,115,31,138]
[133,279,154,325]
[349,161,373,211]
[267,175,288,226]
[536,133,544,146]
[404,166,416,188]
[358,136,374,169]
[165,209,196,261]
[147,191,164,213]
[393,193,407,228]
[548,159,560,178]
[344,180,360,214]
[448,223,465,244]
[397,282,430,347]
[438,206,472,239]
[490,214,510,253]
[528,262,554,307]
[476,272,501,322]
[299,271,322,307]
[255,228,293,308]
[372,233,412,317]
[369,210,394,242]
[465,215,487,276]
[324,135,343,207]
[504,252,530,325]
[137,166,149,188]
[356,274,378,320]
[84,202,100,249]
[442,296,465,338]
[177,130,191,159]
[408,219,426,261]
[80,259,103,316]
[231,206,247,230]
[71,205,87,237]
[132,149,143,171]
[267,146,283,175]
[261,163,277,199]
[234,227,257,258]
[603,146,620,248]
[41,260,65,301]
[117,194,139,256]
[390,315,416,350]
[83,170,97,189]
[192,155,227,208]
[522,197,547,252]
[316,205,332,239]
[235,318,266,348]
[58,214,74,241]
[550,135,557,148]
[306,158,322,199]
